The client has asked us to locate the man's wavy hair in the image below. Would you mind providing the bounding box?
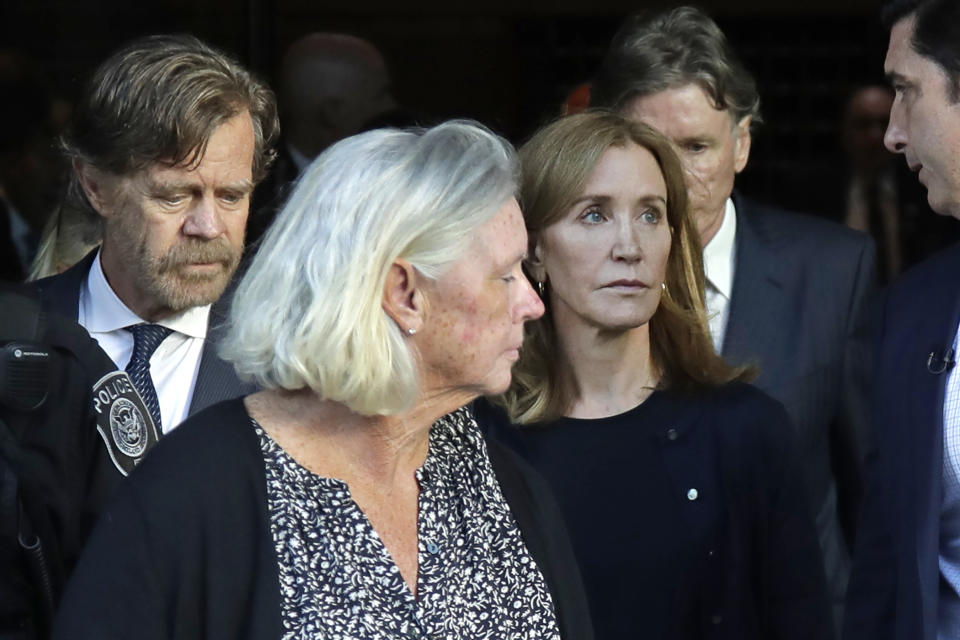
[592,6,762,128]
[61,34,279,214]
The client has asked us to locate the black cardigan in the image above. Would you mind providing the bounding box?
[479,382,834,640]
[52,398,593,639]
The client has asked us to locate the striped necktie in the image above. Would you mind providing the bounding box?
[124,323,173,432]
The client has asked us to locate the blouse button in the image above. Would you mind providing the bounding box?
[666,428,678,441]
[687,488,699,501]
[426,541,440,554]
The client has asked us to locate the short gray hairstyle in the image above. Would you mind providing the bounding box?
[592,6,762,127]
[220,120,519,416]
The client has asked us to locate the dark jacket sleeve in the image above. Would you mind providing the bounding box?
[52,399,281,640]
[842,290,896,640]
[718,387,835,640]
[52,479,166,640]
[842,447,896,640]
[486,437,594,640]
[834,236,878,541]
[761,406,836,640]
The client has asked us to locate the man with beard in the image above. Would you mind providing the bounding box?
[34,34,278,445]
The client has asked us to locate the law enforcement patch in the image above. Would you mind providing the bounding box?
[92,371,160,476]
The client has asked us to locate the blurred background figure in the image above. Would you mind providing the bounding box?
[280,33,396,163]
[250,33,399,246]
[28,203,103,280]
[818,82,960,283]
[0,51,67,283]
[841,84,902,282]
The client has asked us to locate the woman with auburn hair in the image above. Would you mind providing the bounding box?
[477,110,832,640]
[54,120,593,639]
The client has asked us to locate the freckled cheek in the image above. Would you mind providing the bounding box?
[459,304,510,350]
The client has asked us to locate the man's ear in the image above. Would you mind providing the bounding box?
[382,259,424,335]
[526,235,548,284]
[74,160,115,218]
[733,115,752,174]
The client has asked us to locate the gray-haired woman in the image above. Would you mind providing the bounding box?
[53,121,593,640]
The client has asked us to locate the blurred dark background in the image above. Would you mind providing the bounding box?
[0,0,903,221]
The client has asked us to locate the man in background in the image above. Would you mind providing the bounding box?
[249,33,397,244]
[591,7,877,632]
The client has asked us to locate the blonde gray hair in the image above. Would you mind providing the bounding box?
[221,121,518,415]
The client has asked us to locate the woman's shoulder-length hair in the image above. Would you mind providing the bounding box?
[220,120,519,416]
[501,110,751,424]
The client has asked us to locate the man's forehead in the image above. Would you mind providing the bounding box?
[885,14,956,94]
[885,15,918,75]
[626,84,733,131]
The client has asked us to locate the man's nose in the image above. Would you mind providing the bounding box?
[884,104,907,154]
[182,197,225,239]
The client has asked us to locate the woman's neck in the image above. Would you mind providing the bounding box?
[555,317,659,420]
[246,388,470,485]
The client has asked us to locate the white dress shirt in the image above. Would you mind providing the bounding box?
[78,252,210,433]
[703,198,738,353]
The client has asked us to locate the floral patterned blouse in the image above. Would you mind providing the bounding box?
[254,406,561,639]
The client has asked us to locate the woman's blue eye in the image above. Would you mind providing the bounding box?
[642,210,662,223]
[582,210,604,223]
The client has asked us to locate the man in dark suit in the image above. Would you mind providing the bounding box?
[591,6,877,633]
[34,35,278,443]
[845,1,960,638]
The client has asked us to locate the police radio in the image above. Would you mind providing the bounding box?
[0,342,50,412]
[0,288,50,413]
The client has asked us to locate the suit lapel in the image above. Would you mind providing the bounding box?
[894,266,960,636]
[721,196,793,389]
[33,249,97,318]
[188,283,256,416]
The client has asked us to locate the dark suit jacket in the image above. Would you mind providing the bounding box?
[844,244,960,640]
[31,250,253,418]
[723,194,877,623]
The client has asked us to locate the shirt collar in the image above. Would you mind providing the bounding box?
[702,197,737,300]
[83,250,211,338]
